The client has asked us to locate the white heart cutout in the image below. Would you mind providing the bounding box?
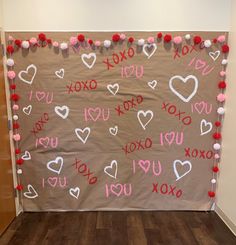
[23,105,32,115]
[75,127,91,144]
[47,157,64,175]
[81,53,96,69]
[107,83,119,95]
[69,187,80,199]
[209,50,220,61]
[169,75,198,103]
[200,119,213,136]
[24,184,38,199]
[55,68,64,79]
[18,64,37,85]
[137,110,154,130]
[109,126,118,136]
[104,160,118,179]
[148,80,157,90]
[55,105,69,119]
[22,151,31,160]
[143,43,157,59]
[173,160,192,181]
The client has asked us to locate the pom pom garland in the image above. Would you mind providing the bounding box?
[217,107,225,115]
[14,39,22,47]
[137,39,145,46]
[112,34,120,42]
[120,34,126,40]
[16,158,24,165]
[17,169,23,174]
[13,133,21,141]
[7,45,14,54]
[6,58,14,66]
[217,93,226,102]
[30,37,38,45]
[213,143,221,150]
[211,179,217,184]
[221,59,228,65]
[164,34,172,43]
[15,149,21,154]
[147,36,155,43]
[204,39,211,48]
[222,44,229,53]
[70,36,78,46]
[220,71,226,77]
[208,191,215,198]
[173,36,182,45]
[218,81,226,89]
[16,184,23,191]
[95,41,101,47]
[11,93,20,101]
[217,35,226,43]
[13,115,19,121]
[193,36,202,44]
[38,33,46,42]
[88,39,93,45]
[104,40,111,48]
[215,121,221,127]
[185,34,191,40]
[60,42,68,50]
[22,40,30,49]
[10,84,16,90]
[213,133,222,140]
[128,37,134,43]
[214,153,220,159]
[13,122,20,129]
[157,32,162,39]
[7,71,16,79]
[52,41,59,48]
[77,34,85,42]
[12,104,19,110]
[212,166,219,173]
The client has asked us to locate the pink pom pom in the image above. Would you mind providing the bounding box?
[173,36,182,44]
[30,37,38,45]
[8,35,14,41]
[95,41,101,47]
[120,34,126,40]
[7,71,16,79]
[214,153,220,159]
[13,134,21,141]
[147,36,155,43]
[220,71,226,77]
[53,41,59,47]
[12,104,19,110]
[217,93,226,102]
[217,35,226,43]
[70,36,78,46]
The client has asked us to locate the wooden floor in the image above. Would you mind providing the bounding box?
[0,211,235,245]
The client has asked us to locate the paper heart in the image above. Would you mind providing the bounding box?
[47,156,64,175]
[137,110,154,130]
[169,75,198,103]
[148,80,157,90]
[81,53,96,69]
[23,105,32,115]
[173,160,192,181]
[22,151,31,160]
[138,160,151,173]
[143,43,157,59]
[18,64,37,85]
[55,105,69,119]
[39,137,50,148]
[109,126,118,136]
[164,132,175,145]
[36,91,46,101]
[107,83,119,95]
[104,160,118,179]
[75,127,91,144]
[87,108,101,121]
[69,187,80,199]
[23,184,38,199]
[47,177,58,187]
[195,59,206,70]
[55,68,64,79]
[200,119,213,136]
[209,50,220,61]
[110,184,123,196]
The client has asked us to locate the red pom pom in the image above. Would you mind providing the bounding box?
[38,33,46,42]
[193,36,202,44]
[14,39,22,47]
[208,191,215,198]
[10,84,16,90]
[213,38,217,44]
[77,34,85,42]
[213,132,221,140]
[11,94,20,101]
[212,166,219,173]
[47,38,52,44]
[128,37,134,43]
[164,34,172,43]
[13,122,20,129]
[222,44,229,53]
[16,184,23,191]
[218,81,226,89]
[16,158,24,165]
[15,148,21,154]
[88,39,93,45]
[112,34,120,42]
[7,45,14,54]
[215,121,221,127]
[157,32,162,39]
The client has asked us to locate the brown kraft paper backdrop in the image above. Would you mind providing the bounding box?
[7,32,227,211]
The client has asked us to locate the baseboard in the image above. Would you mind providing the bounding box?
[215,205,236,236]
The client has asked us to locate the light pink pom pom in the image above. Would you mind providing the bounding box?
[7,71,16,79]
[217,93,226,102]
[173,36,182,44]
[147,36,155,43]
[95,41,101,47]
[13,134,21,141]
[217,35,226,43]
[120,34,126,40]
[220,71,226,77]
[53,41,59,47]
[13,104,19,110]
[70,36,78,46]
[30,37,38,45]
[214,153,220,159]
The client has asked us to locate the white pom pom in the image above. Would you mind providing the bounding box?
[138,39,145,46]
[60,42,68,50]
[104,40,111,48]
[213,143,221,150]
[217,107,225,115]
[204,40,211,48]
[6,58,14,66]
[13,115,18,120]
[211,179,216,184]
[185,34,191,40]
[22,40,30,49]
[17,169,23,174]
[221,59,228,65]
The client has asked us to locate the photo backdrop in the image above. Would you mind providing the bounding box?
[6,32,228,211]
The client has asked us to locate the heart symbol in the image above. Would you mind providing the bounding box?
[23,184,38,199]
[107,83,119,95]
[195,59,206,70]
[47,156,64,175]
[169,75,198,103]
[148,80,157,90]
[104,160,118,179]
[39,137,50,148]
[81,53,96,69]
[55,105,69,119]
[110,184,123,196]
[173,160,192,181]
[22,151,31,160]
[124,65,135,77]
[22,105,32,115]
[109,126,118,136]
[36,91,46,101]
[209,50,220,61]
[164,132,175,145]
[87,108,101,121]
[138,160,151,173]
[55,68,64,79]
[194,102,205,114]
[137,110,154,130]
[69,187,80,199]
[47,177,58,187]
[143,43,157,59]
[200,119,213,136]
[18,64,37,85]
[75,127,91,144]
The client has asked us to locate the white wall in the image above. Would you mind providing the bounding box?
[216,0,236,234]
[1,0,231,31]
